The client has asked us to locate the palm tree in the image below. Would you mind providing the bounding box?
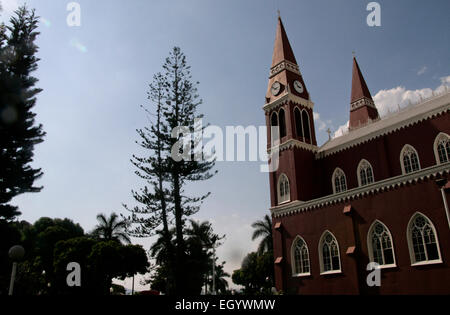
[251,214,273,254]
[149,228,175,264]
[187,220,222,248]
[208,263,230,294]
[92,212,131,244]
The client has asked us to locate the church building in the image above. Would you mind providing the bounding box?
[265,16,450,294]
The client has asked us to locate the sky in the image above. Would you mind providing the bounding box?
[2,0,449,291]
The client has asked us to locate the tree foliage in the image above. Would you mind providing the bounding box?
[148,220,226,295]
[251,214,273,255]
[0,5,45,221]
[91,212,131,244]
[232,251,274,295]
[54,238,149,295]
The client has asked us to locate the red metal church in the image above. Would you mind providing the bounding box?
[265,17,450,294]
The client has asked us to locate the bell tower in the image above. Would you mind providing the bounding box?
[264,16,318,207]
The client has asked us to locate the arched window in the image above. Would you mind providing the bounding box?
[332,168,347,193]
[319,231,341,274]
[301,110,311,142]
[291,236,310,276]
[294,107,304,139]
[270,112,279,144]
[357,159,375,186]
[407,213,441,265]
[433,132,450,164]
[400,145,421,174]
[367,221,396,267]
[279,109,287,138]
[278,174,290,204]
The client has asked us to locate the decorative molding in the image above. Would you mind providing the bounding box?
[268,138,318,154]
[350,97,376,111]
[270,162,450,218]
[263,92,314,113]
[270,60,301,78]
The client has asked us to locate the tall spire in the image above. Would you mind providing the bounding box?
[271,16,297,68]
[351,57,373,103]
[266,15,310,104]
[349,56,379,130]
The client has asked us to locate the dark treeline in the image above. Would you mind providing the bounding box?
[0,214,148,295]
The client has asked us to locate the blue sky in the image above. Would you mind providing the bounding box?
[3,0,449,290]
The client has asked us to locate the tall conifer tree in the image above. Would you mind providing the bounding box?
[0,6,45,221]
[125,47,216,294]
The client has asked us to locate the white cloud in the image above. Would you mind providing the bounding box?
[417,66,427,76]
[314,112,327,131]
[334,121,349,138]
[333,75,450,138]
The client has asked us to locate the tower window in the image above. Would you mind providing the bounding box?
[400,145,421,174]
[279,109,287,138]
[357,159,375,186]
[368,221,396,267]
[301,110,311,142]
[434,132,450,164]
[319,231,341,274]
[291,236,310,276]
[270,112,279,143]
[407,213,441,265]
[294,108,304,139]
[332,168,347,193]
[278,174,290,204]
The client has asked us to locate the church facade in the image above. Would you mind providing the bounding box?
[265,17,450,294]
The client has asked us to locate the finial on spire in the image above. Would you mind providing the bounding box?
[352,51,356,58]
[277,9,280,18]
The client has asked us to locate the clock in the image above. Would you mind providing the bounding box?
[293,80,304,94]
[271,81,281,96]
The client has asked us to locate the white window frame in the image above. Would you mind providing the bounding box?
[291,236,311,277]
[278,173,291,204]
[406,212,443,266]
[318,230,342,275]
[367,220,396,269]
[332,168,347,194]
[357,159,375,187]
[433,132,450,164]
[400,144,421,175]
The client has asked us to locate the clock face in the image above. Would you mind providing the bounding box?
[271,81,281,96]
[293,80,304,94]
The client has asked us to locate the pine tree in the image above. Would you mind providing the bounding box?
[125,47,216,294]
[0,6,45,222]
[161,47,216,293]
[123,72,176,292]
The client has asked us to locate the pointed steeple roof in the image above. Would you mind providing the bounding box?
[351,57,373,103]
[271,16,297,67]
[349,56,379,130]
